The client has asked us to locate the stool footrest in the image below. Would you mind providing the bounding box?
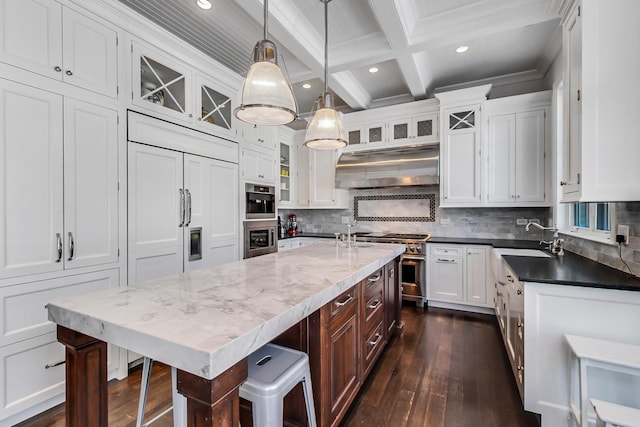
[591,399,640,427]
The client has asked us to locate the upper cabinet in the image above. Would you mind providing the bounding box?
[559,0,640,202]
[343,99,439,152]
[196,75,234,140]
[239,122,276,151]
[132,41,192,124]
[278,129,295,207]
[0,0,119,98]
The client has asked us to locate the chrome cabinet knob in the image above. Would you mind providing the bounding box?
[54,66,62,72]
[65,70,73,76]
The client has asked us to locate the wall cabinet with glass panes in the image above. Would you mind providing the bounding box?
[342,99,439,152]
[278,128,296,207]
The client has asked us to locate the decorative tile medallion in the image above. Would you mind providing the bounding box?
[354,194,436,222]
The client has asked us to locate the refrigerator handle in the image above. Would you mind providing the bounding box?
[185,189,192,226]
[178,189,184,227]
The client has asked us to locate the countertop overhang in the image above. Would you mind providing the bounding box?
[47,242,405,379]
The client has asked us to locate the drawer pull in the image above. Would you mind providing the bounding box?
[506,275,514,283]
[437,258,456,263]
[45,360,65,369]
[517,365,523,371]
[516,289,522,295]
[368,333,383,347]
[334,294,353,308]
[517,322,523,328]
[368,274,382,282]
[367,299,382,310]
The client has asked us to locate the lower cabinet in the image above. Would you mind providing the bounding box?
[427,244,491,307]
[0,269,119,424]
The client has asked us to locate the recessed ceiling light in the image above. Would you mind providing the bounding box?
[368,67,379,73]
[302,83,311,89]
[196,0,212,10]
[456,45,469,54]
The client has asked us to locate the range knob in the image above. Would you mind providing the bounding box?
[408,244,415,252]
[416,245,423,252]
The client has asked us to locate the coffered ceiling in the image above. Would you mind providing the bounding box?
[116,0,562,129]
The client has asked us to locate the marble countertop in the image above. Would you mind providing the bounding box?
[47,242,404,380]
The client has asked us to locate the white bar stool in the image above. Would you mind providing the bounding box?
[591,399,640,427]
[240,343,317,427]
[136,357,186,427]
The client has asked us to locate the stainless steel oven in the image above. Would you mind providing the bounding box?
[245,183,276,219]
[244,220,278,258]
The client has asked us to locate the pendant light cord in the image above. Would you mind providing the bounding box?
[323,0,329,95]
[263,0,268,40]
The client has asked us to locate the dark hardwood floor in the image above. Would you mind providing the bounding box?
[18,306,538,427]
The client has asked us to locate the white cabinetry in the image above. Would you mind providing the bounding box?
[440,105,482,206]
[427,244,490,307]
[388,113,438,145]
[346,122,385,146]
[296,139,310,206]
[309,149,348,208]
[240,122,276,151]
[278,129,295,206]
[0,0,118,98]
[195,74,234,139]
[559,0,640,202]
[128,143,239,284]
[486,92,549,206]
[0,269,119,423]
[242,147,276,185]
[0,80,119,279]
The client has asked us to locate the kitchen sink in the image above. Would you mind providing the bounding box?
[491,248,551,287]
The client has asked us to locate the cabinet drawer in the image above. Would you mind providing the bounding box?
[329,287,358,320]
[363,268,384,291]
[430,246,463,256]
[0,270,119,347]
[0,332,65,419]
[362,283,384,329]
[362,321,385,378]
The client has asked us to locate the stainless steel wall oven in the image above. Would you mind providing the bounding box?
[245,183,275,219]
[244,220,278,258]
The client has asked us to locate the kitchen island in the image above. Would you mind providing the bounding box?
[47,242,404,426]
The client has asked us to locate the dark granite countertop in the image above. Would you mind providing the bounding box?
[428,237,542,249]
[502,252,640,292]
[278,233,336,240]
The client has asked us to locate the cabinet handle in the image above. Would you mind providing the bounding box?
[55,233,63,263]
[368,274,382,282]
[506,275,514,283]
[516,289,522,295]
[178,189,185,227]
[560,181,567,186]
[368,333,383,347]
[517,322,523,328]
[185,189,192,226]
[437,258,456,263]
[367,299,382,310]
[54,66,62,72]
[188,113,193,118]
[517,365,523,371]
[67,232,75,261]
[65,70,73,76]
[197,117,202,121]
[577,90,580,101]
[577,173,581,185]
[45,360,65,369]
[334,294,353,308]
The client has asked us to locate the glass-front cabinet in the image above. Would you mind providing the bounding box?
[196,75,234,139]
[346,123,385,146]
[279,139,293,206]
[389,113,438,144]
[132,41,193,124]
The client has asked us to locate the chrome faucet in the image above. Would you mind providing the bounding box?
[345,220,357,248]
[525,222,564,256]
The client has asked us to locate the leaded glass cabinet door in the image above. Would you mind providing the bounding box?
[389,118,411,144]
[196,75,234,139]
[347,126,364,146]
[412,113,438,143]
[132,41,192,124]
[366,122,385,144]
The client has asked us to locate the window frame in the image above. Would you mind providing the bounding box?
[560,202,616,244]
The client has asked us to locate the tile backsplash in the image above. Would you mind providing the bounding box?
[280,187,552,241]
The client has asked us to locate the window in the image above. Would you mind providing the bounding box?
[569,202,613,241]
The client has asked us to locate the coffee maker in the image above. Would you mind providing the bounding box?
[287,214,300,236]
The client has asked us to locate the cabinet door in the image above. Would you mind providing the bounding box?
[195,75,234,139]
[384,262,397,337]
[128,143,184,284]
[132,41,192,124]
[366,122,385,144]
[184,154,239,270]
[515,110,545,202]
[296,143,309,206]
[0,0,62,80]
[279,140,293,205]
[388,118,411,144]
[327,310,359,423]
[63,99,118,269]
[466,248,488,305]
[62,8,118,98]
[0,80,63,279]
[413,113,438,143]
[309,149,337,206]
[487,114,516,203]
[347,126,364,146]
[259,152,276,184]
[428,256,464,302]
[441,107,482,205]
[241,123,276,150]
[242,148,275,184]
[562,4,582,199]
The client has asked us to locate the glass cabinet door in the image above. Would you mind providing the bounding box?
[196,76,234,138]
[413,113,438,143]
[279,142,291,204]
[132,42,192,123]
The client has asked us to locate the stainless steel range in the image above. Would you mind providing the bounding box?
[355,233,430,307]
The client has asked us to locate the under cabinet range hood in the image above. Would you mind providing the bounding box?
[335,145,439,189]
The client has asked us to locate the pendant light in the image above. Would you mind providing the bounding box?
[234,0,297,126]
[304,0,347,150]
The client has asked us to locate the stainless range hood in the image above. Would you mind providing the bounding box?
[335,145,439,189]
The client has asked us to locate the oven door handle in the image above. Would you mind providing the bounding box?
[403,255,425,261]
[270,228,275,247]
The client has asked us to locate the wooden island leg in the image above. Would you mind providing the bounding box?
[57,325,108,427]
[177,358,248,427]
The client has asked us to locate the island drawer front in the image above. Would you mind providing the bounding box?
[362,283,384,329]
[0,270,119,347]
[364,268,384,291]
[0,332,65,419]
[430,245,463,256]
[362,321,385,378]
[329,286,359,320]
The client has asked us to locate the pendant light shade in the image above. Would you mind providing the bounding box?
[234,2,297,126]
[304,0,347,150]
